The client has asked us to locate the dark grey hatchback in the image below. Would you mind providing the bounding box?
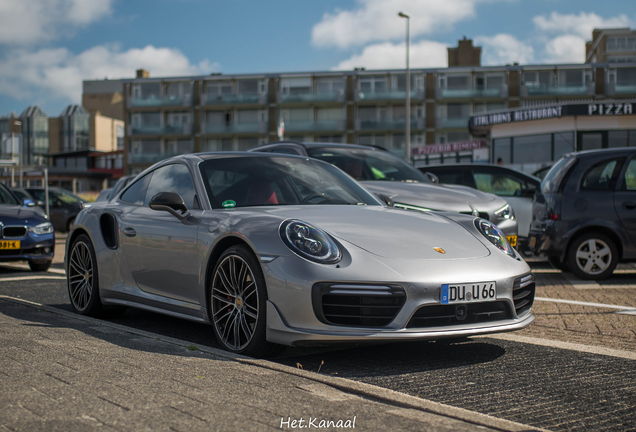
[530,147,636,280]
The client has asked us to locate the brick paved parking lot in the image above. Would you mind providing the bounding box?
[519,260,636,352]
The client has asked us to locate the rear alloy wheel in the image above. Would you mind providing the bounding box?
[567,233,618,280]
[210,245,280,358]
[68,234,104,316]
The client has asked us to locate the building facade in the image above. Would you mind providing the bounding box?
[78,29,636,175]
[20,106,49,166]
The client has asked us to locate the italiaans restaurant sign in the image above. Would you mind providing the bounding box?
[470,102,635,130]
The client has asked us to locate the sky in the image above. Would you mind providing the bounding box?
[0,0,634,117]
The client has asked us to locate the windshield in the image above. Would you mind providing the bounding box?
[306,147,430,183]
[199,156,382,208]
[56,191,85,204]
[541,156,577,194]
[0,184,19,205]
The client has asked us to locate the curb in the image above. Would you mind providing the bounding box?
[0,294,548,432]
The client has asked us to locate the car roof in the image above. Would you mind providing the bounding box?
[251,141,388,152]
[195,151,317,161]
[569,147,636,159]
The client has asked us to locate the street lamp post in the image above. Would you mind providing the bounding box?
[398,11,411,163]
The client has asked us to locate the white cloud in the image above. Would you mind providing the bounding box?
[475,34,534,66]
[533,12,632,39]
[542,35,586,64]
[0,0,113,45]
[312,0,481,49]
[331,40,448,70]
[0,45,219,106]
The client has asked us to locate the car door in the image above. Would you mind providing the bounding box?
[119,163,203,303]
[472,168,533,238]
[613,155,636,250]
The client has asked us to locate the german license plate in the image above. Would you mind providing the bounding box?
[506,235,517,247]
[0,240,20,250]
[441,282,496,304]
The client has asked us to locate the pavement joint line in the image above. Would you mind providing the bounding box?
[0,294,545,432]
[535,296,636,311]
[0,276,67,282]
[480,333,636,361]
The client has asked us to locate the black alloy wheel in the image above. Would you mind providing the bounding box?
[210,245,280,358]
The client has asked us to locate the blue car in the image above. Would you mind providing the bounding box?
[0,183,55,271]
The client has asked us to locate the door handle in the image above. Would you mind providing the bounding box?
[622,201,636,210]
[123,227,136,237]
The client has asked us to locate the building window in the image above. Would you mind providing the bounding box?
[446,103,470,119]
[280,77,312,95]
[237,109,259,124]
[513,134,551,164]
[607,37,636,52]
[359,76,387,92]
[205,138,233,152]
[238,137,259,151]
[493,138,511,164]
[206,81,233,95]
[523,71,553,87]
[238,79,258,94]
[166,139,193,156]
[316,107,345,121]
[474,102,507,114]
[554,132,575,159]
[316,77,345,94]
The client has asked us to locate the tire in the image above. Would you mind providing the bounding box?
[67,234,104,316]
[29,261,52,272]
[566,232,618,280]
[547,255,569,272]
[209,245,281,358]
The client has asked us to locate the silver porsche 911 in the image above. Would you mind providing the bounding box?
[65,153,535,358]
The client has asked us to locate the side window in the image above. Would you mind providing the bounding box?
[120,173,152,205]
[623,159,636,191]
[435,170,472,187]
[474,173,523,196]
[581,159,621,191]
[143,164,199,209]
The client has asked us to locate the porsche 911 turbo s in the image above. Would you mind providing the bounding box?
[66,153,535,358]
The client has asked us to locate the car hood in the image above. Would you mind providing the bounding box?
[252,205,489,260]
[0,205,47,225]
[360,181,499,213]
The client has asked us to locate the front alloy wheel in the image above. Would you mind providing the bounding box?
[210,245,280,358]
[567,233,618,280]
[68,234,103,315]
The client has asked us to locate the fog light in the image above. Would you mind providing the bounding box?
[44,247,51,254]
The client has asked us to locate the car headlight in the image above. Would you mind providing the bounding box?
[29,222,54,235]
[475,219,515,258]
[494,203,515,220]
[280,220,341,264]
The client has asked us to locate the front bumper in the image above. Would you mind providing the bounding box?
[262,251,535,347]
[0,233,55,264]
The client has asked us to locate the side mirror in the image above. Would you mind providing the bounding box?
[522,186,537,198]
[375,193,394,207]
[424,172,439,184]
[149,191,190,220]
[22,198,36,207]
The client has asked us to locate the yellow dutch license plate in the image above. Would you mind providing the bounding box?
[506,235,517,247]
[0,240,20,250]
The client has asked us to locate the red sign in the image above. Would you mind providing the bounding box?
[412,141,485,156]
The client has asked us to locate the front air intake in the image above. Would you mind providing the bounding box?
[406,301,512,328]
[513,274,535,316]
[312,283,406,327]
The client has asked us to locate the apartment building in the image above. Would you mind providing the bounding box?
[78,29,636,175]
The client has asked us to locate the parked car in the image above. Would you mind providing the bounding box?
[530,147,636,279]
[95,175,138,203]
[533,165,553,180]
[0,183,54,271]
[250,142,518,246]
[421,164,540,255]
[10,188,44,207]
[25,187,86,232]
[67,152,535,357]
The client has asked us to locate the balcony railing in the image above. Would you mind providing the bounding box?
[355,89,424,102]
[203,122,268,134]
[278,90,345,103]
[355,118,424,131]
[128,94,192,108]
[436,86,508,99]
[128,124,193,136]
[605,82,636,95]
[203,93,267,105]
[520,83,595,97]
[436,117,471,129]
[284,120,346,132]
